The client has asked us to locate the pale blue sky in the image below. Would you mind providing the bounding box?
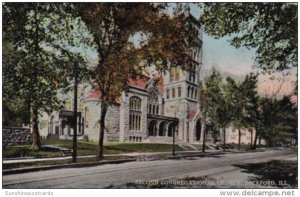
[86,3,296,98]
[189,4,296,97]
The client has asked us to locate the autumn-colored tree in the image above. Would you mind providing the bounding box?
[75,3,196,158]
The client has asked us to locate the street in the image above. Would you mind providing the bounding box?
[3,148,297,189]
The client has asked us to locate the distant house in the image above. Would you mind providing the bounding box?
[220,126,266,145]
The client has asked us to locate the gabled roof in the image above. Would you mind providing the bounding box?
[86,90,101,100]
[85,90,120,104]
[128,75,150,89]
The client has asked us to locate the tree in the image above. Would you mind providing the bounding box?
[198,84,208,152]
[240,74,264,150]
[260,96,297,147]
[75,3,196,158]
[200,3,297,72]
[3,3,90,149]
[230,73,259,149]
[205,69,235,151]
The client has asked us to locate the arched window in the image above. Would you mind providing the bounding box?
[129,96,141,111]
[148,88,160,115]
[166,89,170,99]
[175,67,180,81]
[178,86,181,97]
[170,68,175,82]
[187,86,191,98]
[194,89,197,100]
[172,88,175,98]
[129,96,142,131]
[85,107,90,128]
[191,87,194,99]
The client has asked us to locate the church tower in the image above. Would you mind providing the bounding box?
[163,11,203,143]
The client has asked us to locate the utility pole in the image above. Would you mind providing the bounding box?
[72,63,78,163]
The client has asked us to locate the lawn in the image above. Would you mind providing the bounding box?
[3,139,186,158]
[3,145,63,158]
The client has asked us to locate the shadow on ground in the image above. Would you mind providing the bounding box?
[234,160,298,188]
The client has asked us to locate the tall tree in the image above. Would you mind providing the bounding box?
[200,2,297,73]
[3,3,90,149]
[230,73,259,149]
[205,69,235,151]
[240,74,262,150]
[75,3,196,158]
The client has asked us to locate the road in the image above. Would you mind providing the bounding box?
[2,148,297,189]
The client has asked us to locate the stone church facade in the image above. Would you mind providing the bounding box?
[39,14,213,144]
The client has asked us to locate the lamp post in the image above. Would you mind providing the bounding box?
[72,62,78,163]
[200,90,208,153]
[170,105,177,156]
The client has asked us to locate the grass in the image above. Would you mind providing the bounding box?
[3,139,186,158]
[3,145,63,158]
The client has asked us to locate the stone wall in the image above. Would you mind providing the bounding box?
[3,127,32,147]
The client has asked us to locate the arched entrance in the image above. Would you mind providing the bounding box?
[168,123,175,137]
[149,120,158,136]
[159,122,166,136]
[196,119,201,141]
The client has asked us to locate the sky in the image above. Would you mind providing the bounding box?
[189,4,297,98]
[86,3,296,98]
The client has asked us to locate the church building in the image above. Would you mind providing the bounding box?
[38,13,214,145]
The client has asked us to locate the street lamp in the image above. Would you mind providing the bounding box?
[72,62,78,163]
[170,105,177,156]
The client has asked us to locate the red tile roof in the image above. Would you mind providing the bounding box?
[128,75,149,89]
[85,90,121,104]
[188,109,197,121]
[86,90,101,100]
[156,75,164,95]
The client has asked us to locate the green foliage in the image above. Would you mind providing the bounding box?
[200,3,297,72]
[205,68,235,129]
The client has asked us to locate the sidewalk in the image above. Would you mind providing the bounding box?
[3,149,221,164]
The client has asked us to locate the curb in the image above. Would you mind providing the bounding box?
[3,150,265,175]
[166,152,224,160]
[3,158,136,175]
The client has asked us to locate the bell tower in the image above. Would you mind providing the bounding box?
[163,12,203,142]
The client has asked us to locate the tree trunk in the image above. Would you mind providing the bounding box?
[31,106,41,149]
[98,101,108,158]
[223,127,226,152]
[252,127,259,150]
[201,117,206,152]
[238,128,241,150]
[259,135,262,146]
